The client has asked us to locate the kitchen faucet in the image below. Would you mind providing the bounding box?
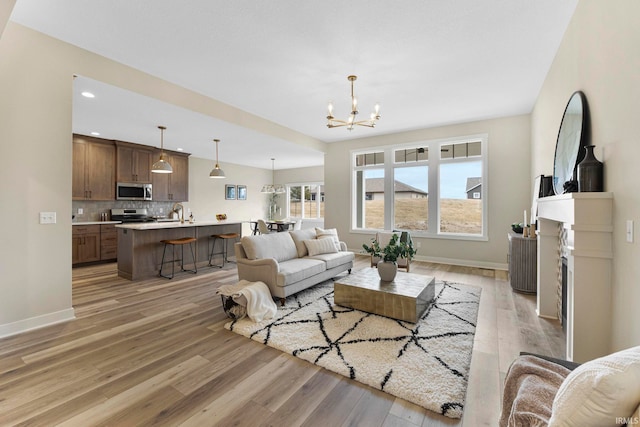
[171,202,184,223]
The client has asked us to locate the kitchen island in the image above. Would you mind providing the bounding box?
[116,220,242,280]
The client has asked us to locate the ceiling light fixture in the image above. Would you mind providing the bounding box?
[261,158,285,193]
[209,139,225,178]
[151,125,173,174]
[326,75,380,131]
[81,91,95,98]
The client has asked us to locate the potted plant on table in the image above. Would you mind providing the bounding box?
[362,233,416,282]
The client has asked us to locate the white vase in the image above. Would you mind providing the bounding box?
[377,260,398,282]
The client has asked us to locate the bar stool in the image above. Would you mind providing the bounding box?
[159,237,197,279]
[209,232,240,268]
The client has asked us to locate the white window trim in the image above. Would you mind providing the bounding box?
[350,134,488,241]
[286,182,324,219]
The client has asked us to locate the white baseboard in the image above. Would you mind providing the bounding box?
[351,250,508,272]
[0,308,76,339]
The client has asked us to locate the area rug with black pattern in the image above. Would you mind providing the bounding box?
[224,275,481,419]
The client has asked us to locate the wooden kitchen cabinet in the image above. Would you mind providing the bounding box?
[152,151,189,201]
[116,141,153,183]
[100,224,118,261]
[72,135,116,200]
[72,225,101,264]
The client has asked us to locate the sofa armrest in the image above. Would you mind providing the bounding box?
[339,241,348,252]
[235,257,280,288]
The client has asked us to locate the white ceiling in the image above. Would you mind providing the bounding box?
[9,0,578,170]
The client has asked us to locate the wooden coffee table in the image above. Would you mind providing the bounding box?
[334,268,436,323]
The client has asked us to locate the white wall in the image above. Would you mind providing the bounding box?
[531,0,640,352]
[324,115,531,269]
[185,157,272,236]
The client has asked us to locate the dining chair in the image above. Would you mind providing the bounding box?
[257,219,271,234]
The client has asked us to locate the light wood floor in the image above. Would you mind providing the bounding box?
[0,256,564,426]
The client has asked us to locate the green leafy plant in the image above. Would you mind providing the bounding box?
[362,233,416,263]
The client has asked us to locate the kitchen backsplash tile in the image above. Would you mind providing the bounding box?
[72,201,176,222]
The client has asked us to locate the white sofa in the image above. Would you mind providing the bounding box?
[234,228,354,305]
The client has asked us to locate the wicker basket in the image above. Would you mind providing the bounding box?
[220,295,246,320]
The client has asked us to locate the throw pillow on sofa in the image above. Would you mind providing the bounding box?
[290,228,317,257]
[304,238,339,256]
[315,227,341,251]
[549,345,640,427]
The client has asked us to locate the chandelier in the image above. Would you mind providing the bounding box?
[326,75,380,130]
[261,158,286,194]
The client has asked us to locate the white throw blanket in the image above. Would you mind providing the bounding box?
[217,280,277,322]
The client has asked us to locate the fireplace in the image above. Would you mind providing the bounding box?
[561,256,567,331]
[536,192,613,363]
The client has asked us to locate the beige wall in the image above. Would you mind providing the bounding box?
[324,115,531,269]
[185,157,272,235]
[531,0,640,352]
[0,22,322,336]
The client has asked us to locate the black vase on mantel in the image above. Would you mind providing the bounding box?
[577,145,603,192]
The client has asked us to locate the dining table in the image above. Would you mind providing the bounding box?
[266,220,296,232]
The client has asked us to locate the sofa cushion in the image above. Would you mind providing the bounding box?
[289,229,317,257]
[549,345,640,427]
[307,251,355,270]
[315,227,341,251]
[304,238,338,256]
[241,232,298,262]
[276,258,326,287]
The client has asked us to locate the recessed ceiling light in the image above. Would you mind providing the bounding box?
[176,147,184,151]
[90,132,100,136]
[81,91,95,98]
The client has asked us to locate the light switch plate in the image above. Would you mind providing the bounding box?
[627,220,634,243]
[40,212,56,224]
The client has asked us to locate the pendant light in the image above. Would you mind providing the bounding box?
[151,125,173,174]
[261,158,285,193]
[209,139,225,178]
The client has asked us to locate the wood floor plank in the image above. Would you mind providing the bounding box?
[0,257,564,426]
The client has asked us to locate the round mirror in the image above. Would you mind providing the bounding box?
[552,91,588,195]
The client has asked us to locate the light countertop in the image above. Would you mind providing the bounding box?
[72,221,122,225]
[115,220,243,230]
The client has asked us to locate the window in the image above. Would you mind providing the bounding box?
[352,135,487,239]
[287,183,324,219]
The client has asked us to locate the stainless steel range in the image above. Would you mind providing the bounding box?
[110,208,155,223]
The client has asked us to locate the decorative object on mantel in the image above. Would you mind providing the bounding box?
[326,75,380,130]
[215,213,227,221]
[577,145,603,192]
[552,91,589,195]
[225,279,481,419]
[209,139,225,178]
[362,233,416,281]
[151,125,173,174]
[261,158,285,194]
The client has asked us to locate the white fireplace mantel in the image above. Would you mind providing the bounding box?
[536,192,613,363]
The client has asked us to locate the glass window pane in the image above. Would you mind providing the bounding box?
[304,185,319,219]
[361,169,384,229]
[289,186,302,217]
[468,141,481,157]
[440,144,453,159]
[394,166,428,231]
[439,161,482,234]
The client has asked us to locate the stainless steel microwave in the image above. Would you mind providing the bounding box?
[116,182,152,201]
